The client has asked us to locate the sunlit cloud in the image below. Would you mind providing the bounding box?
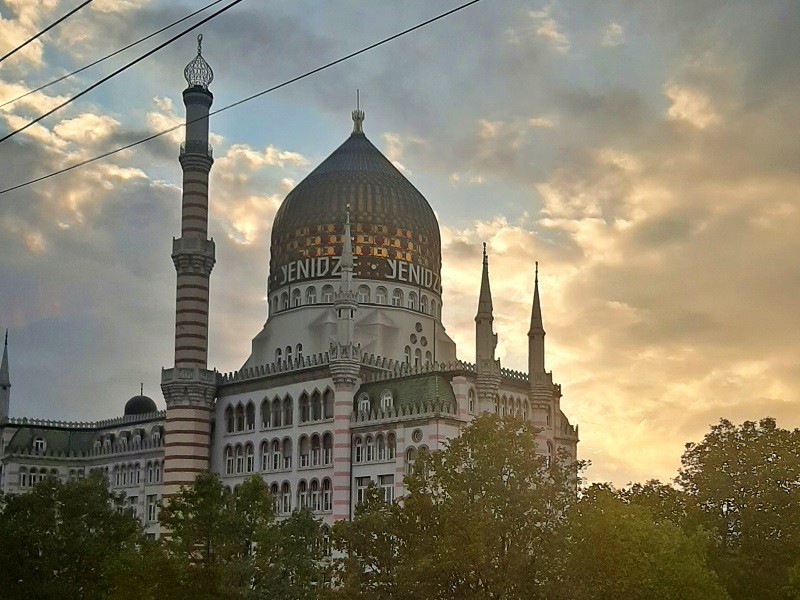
[664,82,720,128]
[601,22,624,47]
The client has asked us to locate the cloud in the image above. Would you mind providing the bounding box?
[510,7,571,53]
[53,113,120,146]
[601,22,624,47]
[664,82,720,128]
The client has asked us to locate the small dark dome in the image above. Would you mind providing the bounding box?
[124,395,157,416]
[269,124,442,297]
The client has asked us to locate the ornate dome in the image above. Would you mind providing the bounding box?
[124,395,157,416]
[269,113,441,297]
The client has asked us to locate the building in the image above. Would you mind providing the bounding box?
[0,40,578,535]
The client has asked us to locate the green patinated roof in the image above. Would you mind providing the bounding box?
[6,427,99,456]
[355,373,456,412]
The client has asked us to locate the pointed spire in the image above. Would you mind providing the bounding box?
[529,261,544,335]
[352,89,365,134]
[0,329,9,386]
[476,242,493,317]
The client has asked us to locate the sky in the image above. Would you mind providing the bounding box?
[0,0,798,486]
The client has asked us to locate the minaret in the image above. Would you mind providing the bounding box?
[160,35,217,497]
[475,244,500,410]
[0,330,10,422]
[329,187,361,521]
[528,262,550,397]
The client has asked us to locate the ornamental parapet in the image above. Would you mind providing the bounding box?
[4,411,166,431]
[180,140,213,158]
[351,398,458,426]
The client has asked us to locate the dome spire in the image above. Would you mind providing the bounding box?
[184,34,214,89]
[352,89,365,134]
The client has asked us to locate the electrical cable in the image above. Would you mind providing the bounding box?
[0,0,94,65]
[0,0,245,145]
[0,0,227,110]
[0,0,484,196]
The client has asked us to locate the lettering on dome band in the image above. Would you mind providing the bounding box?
[274,256,442,294]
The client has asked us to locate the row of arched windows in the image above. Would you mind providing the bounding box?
[493,393,533,422]
[403,346,433,367]
[224,433,334,475]
[268,479,333,515]
[271,284,440,318]
[274,344,303,365]
[18,466,58,487]
[353,432,397,463]
[92,427,163,454]
[224,390,335,434]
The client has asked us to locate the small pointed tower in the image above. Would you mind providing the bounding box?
[161,36,217,497]
[0,330,10,422]
[329,194,361,521]
[528,262,551,399]
[475,244,501,409]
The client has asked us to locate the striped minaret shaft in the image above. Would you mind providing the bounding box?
[161,37,217,497]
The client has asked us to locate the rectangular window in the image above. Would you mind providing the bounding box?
[146,495,158,522]
[128,496,138,518]
[246,454,254,472]
[300,453,309,467]
[311,448,320,466]
[379,474,394,503]
[323,489,332,512]
[356,476,371,506]
[323,448,332,465]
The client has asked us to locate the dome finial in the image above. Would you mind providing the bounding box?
[184,33,214,89]
[352,89,364,134]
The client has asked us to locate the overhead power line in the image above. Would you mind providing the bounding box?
[0,0,94,65]
[0,0,227,110]
[0,0,245,145]
[0,0,484,197]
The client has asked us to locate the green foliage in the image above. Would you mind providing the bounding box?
[0,471,143,600]
[677,418,800,600]
[557,487,729,600]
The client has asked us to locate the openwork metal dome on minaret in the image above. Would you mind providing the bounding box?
[184,34,214,89]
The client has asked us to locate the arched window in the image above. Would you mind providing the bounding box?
[235,404,245,432]
[155,461,161,482]
[225,448,234,475]
[546,441,554,467]
[322,478,332,512]
[310,479,320,511]
[246,402,255,430]
[270,483,279,511]
[271,398,282,428]
[380,390,393,412]
[357,285,370,303]
[376,287,387,304]
[468,388,476,414]
[387,432,396,459]
[281,482,291,514]
[283,396,293,425]
[414,348,422,368]
[322,285,334,303]
[425,350,432,365]
[245,443,254,472]
[225,406,234,433]
[281,292,289,310]
[420,295,428,314]
[147,461,154,483]
[354,437,364,463]
[298,480,308,509]
[235,445,244,473]
[296,343,303,362]
[323,433,333,465]
[292,289,302,307]
[121,464,127,486]
[323,389,334,419]
[392,288,403,307]
[404,346,411,364]
[408,291,417,310]
[306,286,317,304]
[275,347,282,364]
[299,393,310,423]
[260,441,269,471]
[311,434,321,467]
[366,435,374,462]
[286,345,293,366]
[377,434,386,460]
[358,393,370,414]
[311,391,322,421]
[271,296,278,315]
[299,435,310,467]
[271,440,281,471]
[19,467,28,488]
[261,399,270,428]
[282,438,293,469]
[405,447,417,475]
[135,462,141,484]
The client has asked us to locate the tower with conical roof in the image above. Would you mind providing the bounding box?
[160,35,217,497]
[475,244,501,409]
[528,262,551,400]
[0,330,10,423]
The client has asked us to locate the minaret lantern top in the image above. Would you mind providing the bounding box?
[184,34,214,89]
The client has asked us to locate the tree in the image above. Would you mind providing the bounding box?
[331,414,584,599]
[0,471,143,600]
[676,418,800,600]
[556,487,729,600]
